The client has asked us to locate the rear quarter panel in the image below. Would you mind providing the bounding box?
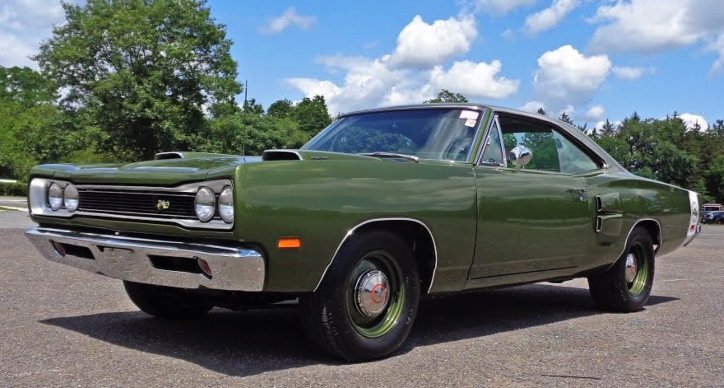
[585,171,692,270]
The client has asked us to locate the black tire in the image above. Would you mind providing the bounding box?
[123,281,213,319]
[587,226,655,312]
[299,231,421,362]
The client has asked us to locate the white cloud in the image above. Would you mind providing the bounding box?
[588,1,702,53]
[523,0,580,35]
[429,60,519,99]
[501,28,515,39]
[288,56,520,115]
[706,33,724,73]
[286,13,520,115]
[584,105,605,120]
[612,66,655,80]
[520,100,546,113]
[533,45,612,113]
[286,55,419,115]
[680,113,709,130]
[389,15,478,68]
[0,0,71,68]
[285,78,341,100]
[587,0,724,69]
[559,104,574,116]
[474,0,539,14]
[259,7,316,34]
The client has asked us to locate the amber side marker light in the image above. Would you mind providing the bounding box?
[277,237,302,249]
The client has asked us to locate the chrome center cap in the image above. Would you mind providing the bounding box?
[625,254,638,283]
[355,269,390,317]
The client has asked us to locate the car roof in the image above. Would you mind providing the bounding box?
[339,103,590,135]
[338,103,627,172]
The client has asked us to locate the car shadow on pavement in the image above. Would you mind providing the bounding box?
[40,283,678,377]
[406,284,677,348]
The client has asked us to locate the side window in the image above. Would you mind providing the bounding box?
[552,132,599,173]
[497,115,600,173]
[480,118,505,166]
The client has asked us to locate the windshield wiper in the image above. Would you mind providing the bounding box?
[357,152,420,163]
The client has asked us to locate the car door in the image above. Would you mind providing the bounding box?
[467,113,600,286]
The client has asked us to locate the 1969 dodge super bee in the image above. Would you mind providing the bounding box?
[25,103,702,361]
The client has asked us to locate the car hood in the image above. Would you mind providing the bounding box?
[30,155,262,185]
[29,149,444,186]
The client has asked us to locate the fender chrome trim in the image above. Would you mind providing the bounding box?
[608,218,662,270]
[312,217,439,294]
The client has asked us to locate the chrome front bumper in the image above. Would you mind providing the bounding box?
[25,227,265,291]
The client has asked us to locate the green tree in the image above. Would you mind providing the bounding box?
[598,119,616,137]
[267,99,294,119]
[33,0,242,161]
[242,98,265,115]
[0,66,83,180]
[0,66,56,106]
[520,131,559,171]
[424,89,468,103]
[559,112,574,125]
[0,99,72,179]
[293,95,332,136]
[201,113,308,156]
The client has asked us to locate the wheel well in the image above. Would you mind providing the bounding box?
[635,219,662,249]
[351,220,437,294]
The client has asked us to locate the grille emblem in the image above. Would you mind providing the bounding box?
[156,200,170,211]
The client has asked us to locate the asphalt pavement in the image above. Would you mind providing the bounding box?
[0,197,33,229]
[1,205,722,387]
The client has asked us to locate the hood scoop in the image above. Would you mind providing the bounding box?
[262,150,303,161]
[155,152,185,160]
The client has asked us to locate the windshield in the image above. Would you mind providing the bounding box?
[301,107,485,162]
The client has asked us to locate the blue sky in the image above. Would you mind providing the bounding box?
[2,0,723,130]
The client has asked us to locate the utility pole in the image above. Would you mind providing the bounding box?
[242,80,247,156]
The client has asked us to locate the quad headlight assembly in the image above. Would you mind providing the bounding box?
[40,180,79,213]
[193,184,234,224]
[28,177,234,230]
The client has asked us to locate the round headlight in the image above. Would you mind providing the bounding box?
[218,186,234,223]
[64,184,79,212]
[47,182,63,211]
[195,186,216,222]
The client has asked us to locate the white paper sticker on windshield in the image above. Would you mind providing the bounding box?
[460,110,479,120]
[464,118,476,127]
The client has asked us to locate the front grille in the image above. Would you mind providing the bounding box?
[78,189,198,219]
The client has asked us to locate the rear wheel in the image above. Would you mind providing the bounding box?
[588,226,655,312]
[123,281,213,319]
[300,231,420,362]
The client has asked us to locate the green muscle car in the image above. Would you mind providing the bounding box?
[24,103,702,361]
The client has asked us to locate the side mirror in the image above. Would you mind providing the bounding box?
[509,145,532,170]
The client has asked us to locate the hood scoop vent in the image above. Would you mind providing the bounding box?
[155,152,184,160]
[262,150,303,161]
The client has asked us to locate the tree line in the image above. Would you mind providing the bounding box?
[1,0,723,203]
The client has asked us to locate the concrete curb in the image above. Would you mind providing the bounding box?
[0,206,26,212]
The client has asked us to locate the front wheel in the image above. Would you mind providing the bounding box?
[588,226,655,312]
[123,281,214,319]
[300,231,421,362]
